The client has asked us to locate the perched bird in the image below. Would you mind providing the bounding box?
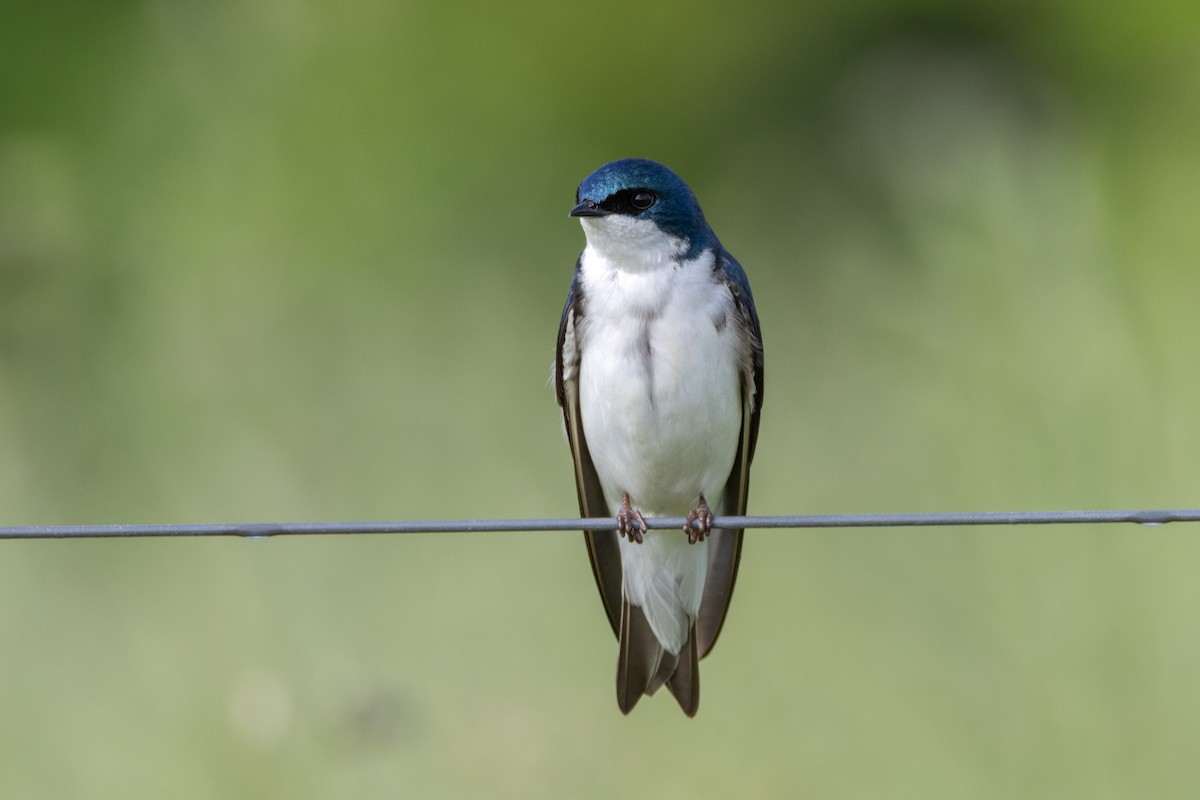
[555,158,764,716]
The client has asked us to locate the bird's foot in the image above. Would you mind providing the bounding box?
[684,495,713,544]
[617,493,646,544]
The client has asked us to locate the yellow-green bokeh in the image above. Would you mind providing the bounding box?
[2,1,1199,797]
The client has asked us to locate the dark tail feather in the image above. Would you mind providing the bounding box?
[665,624,700,717]
[645,648,679,696]
[616,598,663,714]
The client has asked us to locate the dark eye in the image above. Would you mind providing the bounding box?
[631,191,656,210]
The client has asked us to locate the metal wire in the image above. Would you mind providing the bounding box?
[2,508,1198,540]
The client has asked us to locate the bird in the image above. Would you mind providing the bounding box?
[554,158,764,716]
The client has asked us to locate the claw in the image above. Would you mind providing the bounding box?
[617,492,647,543]
[684,495,713,544]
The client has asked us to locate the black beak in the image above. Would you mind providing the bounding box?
[569,200,610,218]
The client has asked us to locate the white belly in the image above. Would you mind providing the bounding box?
[577,254,743,517]
[575,246,743,654]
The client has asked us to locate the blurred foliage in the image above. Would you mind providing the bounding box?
[2,0,1199,797]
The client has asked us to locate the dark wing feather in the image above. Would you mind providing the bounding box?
[616,599,664,714]
[556,263,622,637]
[696,248,765,658]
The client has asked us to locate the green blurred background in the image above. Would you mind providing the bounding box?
[2,0,1199,797]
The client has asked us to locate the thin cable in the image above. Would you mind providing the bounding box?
[1,509,1198,540]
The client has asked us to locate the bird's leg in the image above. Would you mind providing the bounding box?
[616,492,646,544]
[684,494,713,544]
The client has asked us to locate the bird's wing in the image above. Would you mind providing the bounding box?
[556,264,622,637]
[617,598,667,714]
[696,249,765,658]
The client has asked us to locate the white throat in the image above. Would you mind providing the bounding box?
[579,216,688,274]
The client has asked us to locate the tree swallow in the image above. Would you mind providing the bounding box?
[555,158,764,716]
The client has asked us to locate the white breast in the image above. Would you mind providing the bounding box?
[574,217,745,652]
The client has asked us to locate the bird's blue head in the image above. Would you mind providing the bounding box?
[570,158,718,258]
